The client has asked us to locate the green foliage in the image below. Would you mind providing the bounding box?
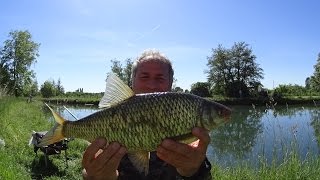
[110,59,124,79]
[190,82,211,97]
[0,63,10,93]
[172,86,184,92]
[0,97,86,179]
[305,77,311,89]
[22,79,38,97]
[273,84,316,97]
[206,42,263,98]
[310,53,320,92]
[123,58,133,87]
[171,77,178,90]
[274,53,320,98]
[56,78,65,96]
[0,85,8,98]
[59,91,102,102]
[40,78,65,98]
[40,80,57,98]
[110,58,133,87]
[0,30,40,96]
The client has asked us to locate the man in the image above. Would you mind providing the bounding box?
[82,50,212,179]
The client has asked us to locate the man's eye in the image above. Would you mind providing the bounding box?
[157,77,165,81]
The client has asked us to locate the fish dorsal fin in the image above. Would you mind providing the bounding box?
[128,151,150,176]
[98,73,135,108]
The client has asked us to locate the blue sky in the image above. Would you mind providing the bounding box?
[0,0,319,93]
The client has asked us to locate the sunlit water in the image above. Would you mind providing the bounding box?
[46,104,320,167]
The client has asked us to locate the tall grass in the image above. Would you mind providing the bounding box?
[0,97,87,179]
[212,151,320,180]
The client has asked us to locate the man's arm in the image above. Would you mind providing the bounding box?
[82,138,127,180]
[156,127,211,178]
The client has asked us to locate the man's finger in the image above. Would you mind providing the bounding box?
[156,146,187,167]
[104,146,127,170]
[82,138,108,167]
[192,127,210,151]
[160,139,193,156]
[92,142,121,167]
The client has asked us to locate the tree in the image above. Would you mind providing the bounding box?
[123,58,133,87]
[56,78,65,96]
[22,78,38,97]
[40,80,56,98]
[0,30,40,96]
[171,77,178,91]
[190,82,211,97]
[305,77,311,89]
[273,84,307,97]
[310,53,320,92]
[206,45,228,96]
[29,80,39,96]
[206,42,263,97]
[0,61,10,89]
[110,59,124,80]
[110,58,133,87]
[172,86,184,92]
[0,46,8,86]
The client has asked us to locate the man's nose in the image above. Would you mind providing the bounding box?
[146,79,159,91]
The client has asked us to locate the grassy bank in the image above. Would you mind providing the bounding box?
[0,97,87,179]
[212,153,320,180]
[1,97,320,179]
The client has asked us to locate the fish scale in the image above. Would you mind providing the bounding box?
[62,93,202,151]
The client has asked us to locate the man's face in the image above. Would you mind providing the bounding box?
[132,61,171,94]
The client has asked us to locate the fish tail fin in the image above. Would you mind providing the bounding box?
[38,103,66,147]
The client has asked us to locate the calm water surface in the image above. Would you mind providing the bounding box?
[47,104,320,167]
[208,105,320,167]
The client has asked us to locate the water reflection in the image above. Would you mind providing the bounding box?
[210,106,263,157]
[208,105,320,168]
[44,104,100,122]
[310,108,320,147]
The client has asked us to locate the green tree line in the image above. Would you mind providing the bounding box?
[1,30,319,99]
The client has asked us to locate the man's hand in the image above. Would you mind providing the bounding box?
[82,138,127,180]
[156,127,210,177]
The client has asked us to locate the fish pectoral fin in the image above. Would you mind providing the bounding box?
[128,151,150,176]
[98,73,135,108]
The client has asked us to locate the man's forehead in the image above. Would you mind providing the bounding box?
[137,61,169,74]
